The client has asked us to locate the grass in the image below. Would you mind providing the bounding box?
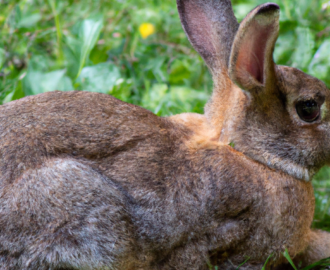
[1,0,330,268]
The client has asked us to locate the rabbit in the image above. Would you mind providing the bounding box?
[0,0,330,269]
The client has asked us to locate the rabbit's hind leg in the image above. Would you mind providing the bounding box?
[291,230,330,268]
[0,158,137,270]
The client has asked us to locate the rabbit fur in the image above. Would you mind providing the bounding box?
[0,0,330,269]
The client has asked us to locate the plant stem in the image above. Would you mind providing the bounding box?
[48,0,63,64]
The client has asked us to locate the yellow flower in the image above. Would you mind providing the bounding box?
[139,23,155,39]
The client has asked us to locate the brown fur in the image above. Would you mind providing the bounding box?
[0,1,329,269]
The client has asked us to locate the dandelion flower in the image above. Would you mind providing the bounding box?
[139,23,155,39]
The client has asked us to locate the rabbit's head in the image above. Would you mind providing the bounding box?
[177,1,330,181]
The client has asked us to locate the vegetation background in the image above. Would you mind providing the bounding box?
[0,0,330,257]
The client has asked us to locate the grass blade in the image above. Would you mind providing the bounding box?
[47,0,63,62]
[261,253,273,270]
[236,257,250,269]
[283,249,298,270]
[301,257,330,270]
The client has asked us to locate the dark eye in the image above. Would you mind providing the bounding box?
[296,100,320,122]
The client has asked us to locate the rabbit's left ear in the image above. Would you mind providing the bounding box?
[229,3,280,92]
[177,0,239,73]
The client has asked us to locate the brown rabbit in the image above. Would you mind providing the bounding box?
[0,0,329,269]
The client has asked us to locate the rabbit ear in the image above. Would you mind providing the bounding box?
[177,0,239,73]
[229,3,280,91]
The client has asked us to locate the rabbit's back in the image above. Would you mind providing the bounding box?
[0,91,180,184]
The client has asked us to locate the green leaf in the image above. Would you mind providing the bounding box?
[142,84,209,116]
[7,5,22,31]
[313,166,330,230]
[57,76,74,91]
[142,83,168,114]
[169,59,191,84]
[65,35,81,59]
[17,13,42,28]
[63,35,81,78]
[0,48,5,70]
[76,15,104,79]
[229,142,235,148]
[291,27,315,71]
[233,4,256,21]
[111,78,133,102]
[3,82,24,104]
[283,249,298,270]
[145,57,167,83]
[309,39,330,87]
[131,8,161,25]
[23,69,66,95]
[76,62,121,93]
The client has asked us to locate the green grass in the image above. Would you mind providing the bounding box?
[1,0,330,268]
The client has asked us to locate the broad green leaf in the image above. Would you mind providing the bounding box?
[169,59,191,84]
[7,5,22,31]
[0,48,5,70]
[141,83,168,114]
[294,0,314,20]
[145,57,168,83]
[3,92,15,104]
[169,86,208,114]
[17,13,42,28]
[57,76,74,91]
[233,4,256,21]
[76,15,104,78]
[309,39,330,86]
[291,27,315,71]
[64,35,81,78]
[313,167,330,230]
[131,8,161,25]
[274,32,296,64]
[23,69,66,95]
[111,79,133,102]
[142,84,208,115]
[28,54,51,72]
[65,35,81,59]
[76,62,121,93]
[3,83,24,104]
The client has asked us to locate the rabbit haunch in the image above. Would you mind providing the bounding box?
[1,0,330,269]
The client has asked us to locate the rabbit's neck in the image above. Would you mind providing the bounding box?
[205,82,314,181]
[227,119,315,182]
[240,149,312,181]
[205,80,246,141]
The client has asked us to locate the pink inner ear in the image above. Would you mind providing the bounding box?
[235,21,274,85]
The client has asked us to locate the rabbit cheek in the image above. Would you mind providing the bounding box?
[320,101,329,120]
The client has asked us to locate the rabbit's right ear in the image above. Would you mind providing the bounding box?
[229,3,280,93]
[177,0,239,73]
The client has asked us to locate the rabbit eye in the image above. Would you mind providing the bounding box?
[296,100,320,122]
